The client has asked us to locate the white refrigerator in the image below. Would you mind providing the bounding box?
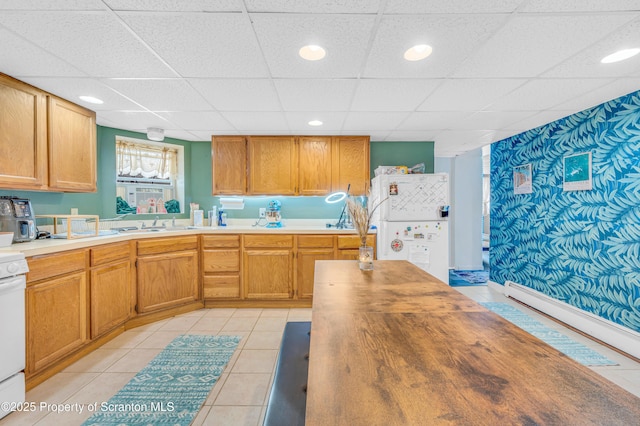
[370,173,450,284]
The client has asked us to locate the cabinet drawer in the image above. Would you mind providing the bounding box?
[91,242,131,266]
[203,250,240,273]
[203,275,240,299]
[337,235,376,249]
[27,250,86,283]
[137,236,198,256]
[244,234,293,248]
[298,235,335,248]
[202,234,240,249]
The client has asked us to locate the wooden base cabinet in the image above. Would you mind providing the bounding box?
[243,235,294,299]
[337,235,376,260]
[26,250,88,376]
[89,242,132,338]
[202,235,241,299]
[136,236,199,314]
[296,235,336,299]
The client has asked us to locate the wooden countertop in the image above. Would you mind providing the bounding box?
[306,260,640,425]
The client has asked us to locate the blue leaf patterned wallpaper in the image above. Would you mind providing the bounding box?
[490,90,640,333]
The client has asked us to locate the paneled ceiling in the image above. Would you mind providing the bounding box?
[1,0,639,157]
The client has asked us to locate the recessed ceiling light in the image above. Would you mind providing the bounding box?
[308,120,323,126]
[601,48,640,64]
[299,45,326,61]
[79,95,104,104]
[404,44,433,61]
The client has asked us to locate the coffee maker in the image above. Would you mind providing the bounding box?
[0,197,36,242]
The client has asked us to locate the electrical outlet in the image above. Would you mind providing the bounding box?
[259,208,266,218]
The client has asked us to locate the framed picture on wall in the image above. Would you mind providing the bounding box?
[563,152,592,191]
[513,163,532,194]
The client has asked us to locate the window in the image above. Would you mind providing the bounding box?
[115,136,184,215]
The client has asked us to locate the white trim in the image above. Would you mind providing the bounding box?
[504,280,640,360]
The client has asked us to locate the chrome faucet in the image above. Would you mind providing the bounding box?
[152,216,159,226]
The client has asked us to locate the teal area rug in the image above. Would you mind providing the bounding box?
[450,269,489,285]
[481,302,617,366]
[83,334,241,426]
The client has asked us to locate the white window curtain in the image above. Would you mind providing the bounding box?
[116,140,177,180]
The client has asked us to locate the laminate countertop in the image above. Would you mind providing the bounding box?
[0,223,372,257]
[306,260,640,425]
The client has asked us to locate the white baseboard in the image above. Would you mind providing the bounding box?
[503,280,640,360]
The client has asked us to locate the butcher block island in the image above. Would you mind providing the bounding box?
[306,260,640,425]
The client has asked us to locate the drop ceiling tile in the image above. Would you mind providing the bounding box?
[283,112,348,132]
[220,111,289,131]
[0,28,85,77]
[98,111,171,131]
[118,12,269,78]
[519,0,640,12]
[453,14,637,78]
[364,14,508,78]
[0,12,177,78]
[188,79,281,111]
[196,130,241,139]
[486,78,612,111]
[382,130,440,141]
[0,0,105,10]
[163,129,202,141]
[417,79,527,111]
[542,18,640,78]
[384,0,523,13]
[504,110,577,132]
[553,78,640,112]
[399,111,474,131]
[342,112,410,131]
[251,13,376,78]
[351,79,441,111]
[156,111,236,132]
[104,0,242,12]
[20,77,142,110]
[274,79,356,111]
[245,0,381,13]
[103,78,211,111]
[455,111,536,130]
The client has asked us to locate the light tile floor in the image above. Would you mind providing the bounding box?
[2,286,638,426]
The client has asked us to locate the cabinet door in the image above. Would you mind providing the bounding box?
[137,250,199,313]
[212,136,247,195]
[90,260,131,338]
[298,136,332,196]
[243,249,293,299]
[332,136,370,195]
[297,248,334,299]
[0,74,47,190]
[48,96,97,192]
[26,271,88,374]
[248,136,297,195]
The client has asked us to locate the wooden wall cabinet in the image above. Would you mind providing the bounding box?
[202,234,241,299]
[89,242,132,338]
[212,136,247,195]
[26,250,88,376]
[332,136,370,195]
[296,235,335,299]
[243,235,294,299]
[47,96,97,192]
[0,73,96,192]
[0,73,47,190]
[248,136,298,195]
[136,236,199,313]
[298,136,333,196]
[212,134,369,196]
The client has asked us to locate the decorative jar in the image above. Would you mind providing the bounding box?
[358,245,374,271]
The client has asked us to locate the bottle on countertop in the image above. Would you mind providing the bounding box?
[209,206,217,227]
[218,209,227,227]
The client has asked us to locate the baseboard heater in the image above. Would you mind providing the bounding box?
[503,280,640,360]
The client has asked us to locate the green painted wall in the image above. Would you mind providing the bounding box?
[0,127,434,223]
[369,141,434,177]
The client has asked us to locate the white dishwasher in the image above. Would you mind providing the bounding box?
[0,251,28,420]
